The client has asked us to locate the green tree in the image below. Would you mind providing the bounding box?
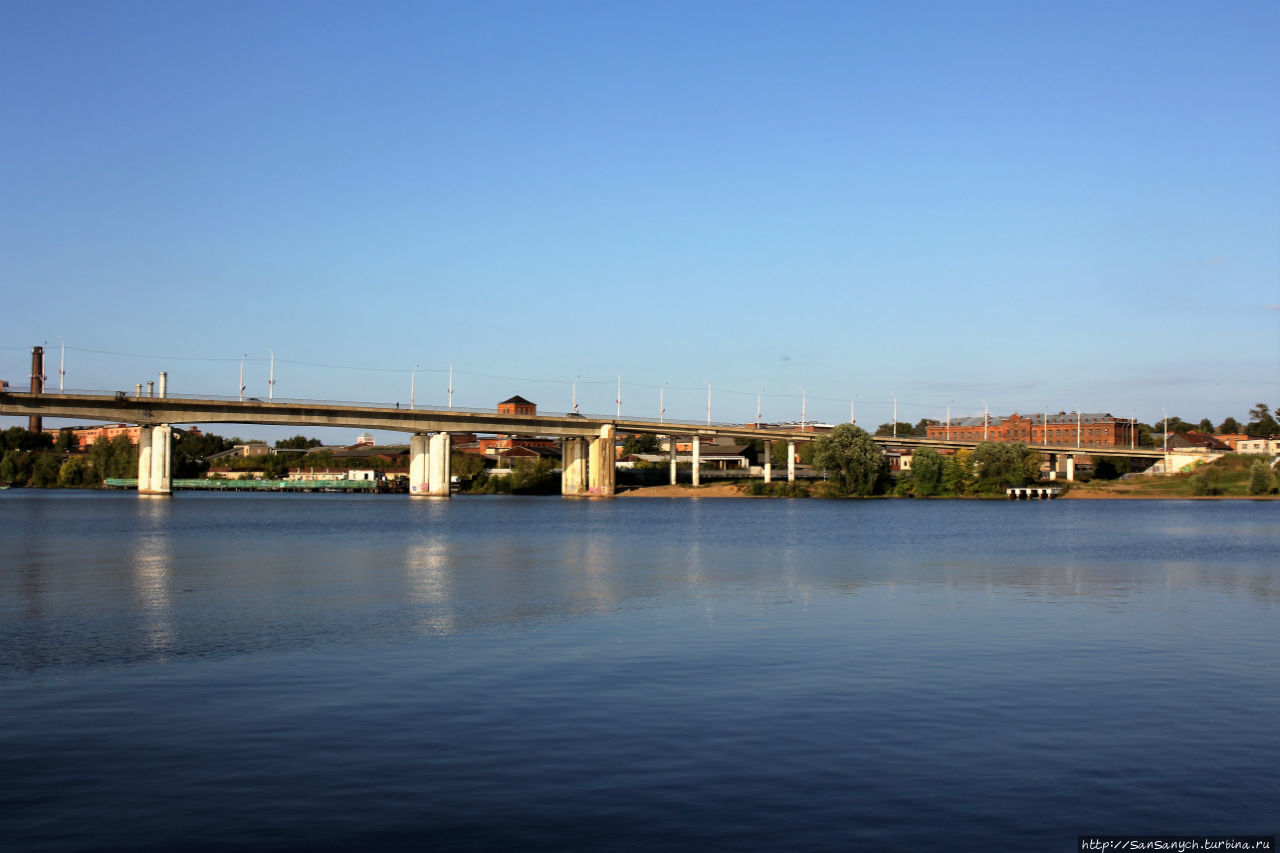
[58,456,97,487]
[971,442,1038,492]
[107,434,136,478]
[941,449,974,495]
[30,453,61,488]
[621,434,660,456]
[275,435,322,450]
[451,452,487,480]
[1248,461,1277,495]
[0,427,53,452]
[1196,418,1214,433]
[1218,416,1241,434]
[910,447,944,497]
[875,421,919,437]
[811,424,888,496]
[1245,403,1279,438]
[55,429,75,452]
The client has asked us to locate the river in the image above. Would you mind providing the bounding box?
[2,492,1277,851]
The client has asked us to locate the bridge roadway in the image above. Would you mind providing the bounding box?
[0,391,1169,496]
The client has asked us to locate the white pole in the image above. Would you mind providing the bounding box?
[947,402,951,440]
[850,397,855,424]
[616,374,621,418]
[893,397,898,439]
[268,348,275,401]
[800,386,806,432]
[1043,404,1047,446]
[706,382,712,426]
[447,361,454,409]
[757,390,763,425]
[411,365,418,409]
[660,383,666,424]
[239,354,246,401]
[983,399,989,441]
[572,375,579,414]
[59,337,65,391]
[1077,409,1081,448]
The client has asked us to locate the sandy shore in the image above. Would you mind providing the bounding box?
[617,483,748,498]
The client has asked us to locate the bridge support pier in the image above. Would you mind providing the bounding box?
[1065,454,1075,481]
[137,425,172,496]
[787,440,796,483]
[668,437,677,485]
[410,432,451,497]
[561,437,588,497]
[691,436,701,487]
[763,440,773,483]
[587,424,615,497]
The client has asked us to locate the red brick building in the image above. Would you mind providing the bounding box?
[925,412,1137,448]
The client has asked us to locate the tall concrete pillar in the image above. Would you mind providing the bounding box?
[1048,452,1058,481]
[562,437,588,497]
[428,432,451,497]
[692,436,701,487]
[409,434,429,496]
[787,440,796,483]
[763,440,773,483]
[137,427,153,493]
[1066,455,1076,482]
[668,437,677,485]
[587,424,615,497]
[141,425,171,496]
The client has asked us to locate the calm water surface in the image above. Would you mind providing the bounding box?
[2,492,1277,851]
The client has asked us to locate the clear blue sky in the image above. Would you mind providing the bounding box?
[2,0,1277,442]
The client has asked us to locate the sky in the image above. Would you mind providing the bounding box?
[2,0,1277,443]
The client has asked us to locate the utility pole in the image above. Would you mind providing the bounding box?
[757,390,763,425]
[58,337,65,392]
[572,375,579,414]
[706,382,712,426]
[616,374,621,419]
[800,386,806,432]
[982,399,989,441]
[893,397,898,439]
[660,383,667,423]
[268,349,275,401]
[239,354,246,401]
[447,361,454,409]
[411,364,418,409]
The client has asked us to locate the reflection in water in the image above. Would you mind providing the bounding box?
[131,498,174,656]
[404,533,456,636]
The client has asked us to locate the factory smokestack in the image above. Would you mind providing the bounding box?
[29,346,45,433]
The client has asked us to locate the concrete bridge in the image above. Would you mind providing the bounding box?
[0,389,1171,497]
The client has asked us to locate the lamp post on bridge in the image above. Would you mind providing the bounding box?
[268,349,276,401]
[706,382,712,426]
[660,382,667,424]
[447,361,453,409]
[239,354,246,401]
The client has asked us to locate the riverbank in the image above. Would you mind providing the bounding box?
[618,482,1278,499]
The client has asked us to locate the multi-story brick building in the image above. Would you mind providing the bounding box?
[925,412,1137,448]
[46,423,203,449]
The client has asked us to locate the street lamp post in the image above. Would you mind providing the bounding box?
[447,361,453,409]
[239,354,246,401]
[572,375,580,414]
[660,383,667,424]
[616,374,622,419]
[706,382,711,426]
[267,349,275,401]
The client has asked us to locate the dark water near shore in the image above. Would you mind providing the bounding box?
[2,492,1277,851]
